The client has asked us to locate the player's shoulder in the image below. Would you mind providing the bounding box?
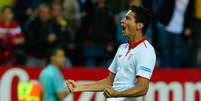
[41,65,57,75]
[138,41,156,56]
[117,43,128,51]
[139,41,155,51]
[119,43,128,48]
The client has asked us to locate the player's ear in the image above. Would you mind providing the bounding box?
[137,23,144,30]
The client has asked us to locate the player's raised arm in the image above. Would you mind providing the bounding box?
[67,71,115,92]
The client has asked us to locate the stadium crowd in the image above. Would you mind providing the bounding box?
[0,0,201,68]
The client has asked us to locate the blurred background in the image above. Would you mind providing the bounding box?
[0,0,200,68]
[0,0,201,101]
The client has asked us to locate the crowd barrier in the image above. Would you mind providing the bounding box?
[0,66,201,101]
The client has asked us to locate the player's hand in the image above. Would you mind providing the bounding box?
[103,86,118,98]
[66,80,73,93]
[67,79,79,92]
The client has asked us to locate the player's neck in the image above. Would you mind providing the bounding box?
[128,32,144,44]
[50,62,60,68]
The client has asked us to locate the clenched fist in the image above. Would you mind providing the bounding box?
[66,80,80,92]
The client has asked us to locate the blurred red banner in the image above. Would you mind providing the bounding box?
[0,67,201,101]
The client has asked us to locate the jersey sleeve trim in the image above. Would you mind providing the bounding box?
[136,66,153,80]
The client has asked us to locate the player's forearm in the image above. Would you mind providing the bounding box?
[115,84,148,97]
[77,83,107,92]
[72,72,115,92]
[77,79,112,92]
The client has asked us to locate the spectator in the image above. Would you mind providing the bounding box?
[25,4,61,67]
[51,2,66,25]
[79,0,94,34]
[13,0,31,26]
[157,0,190,67]
[51,2,69,45]
[184,0,201,67]
[63,0,81,29]
[0,0,14,18]
[50,2,77,66]
[63,0,81,50]
[82,0,116,67]
[39,47,69,101]
[0,6,25,65]
[13,0,59,25]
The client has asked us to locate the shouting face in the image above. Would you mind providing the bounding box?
[121,10,144,38]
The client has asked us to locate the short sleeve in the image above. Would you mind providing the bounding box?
[136,49,156,80]
[52,73,65,93]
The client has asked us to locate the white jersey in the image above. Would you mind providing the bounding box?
[108,38,156,101]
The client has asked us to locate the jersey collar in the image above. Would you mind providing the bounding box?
[128,37,146,49]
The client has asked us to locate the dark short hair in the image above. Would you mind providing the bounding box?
[1,5,13,13]
[129,5,150,34]
[47,47,64,62]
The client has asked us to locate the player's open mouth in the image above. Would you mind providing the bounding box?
[122,25,126,33]
[121,17,126,33]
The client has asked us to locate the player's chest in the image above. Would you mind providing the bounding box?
[116,49,136,66]
[115,49,137,77]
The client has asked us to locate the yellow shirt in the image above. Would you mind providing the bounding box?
[0,0,13,18]
[195,0,201,19]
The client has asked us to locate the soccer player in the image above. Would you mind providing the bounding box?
[40,47,69,101]
[67,5,156,101]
